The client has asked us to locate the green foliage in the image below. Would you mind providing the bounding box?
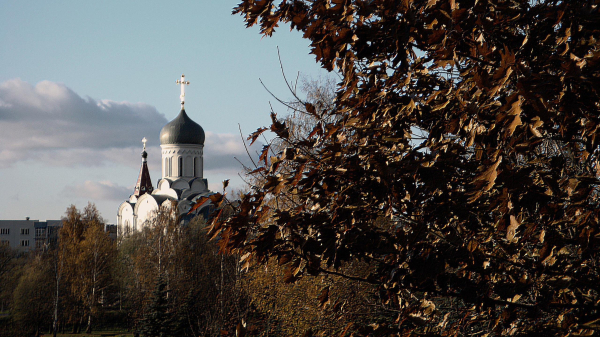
[138,275,173,337]
[12,255,53,336]
[202,0,600,335]
[0,244,14,282]
[0,244,16,318]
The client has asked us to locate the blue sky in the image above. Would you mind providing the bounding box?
[0,1,328,223]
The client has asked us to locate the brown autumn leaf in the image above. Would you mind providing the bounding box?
[473,156,503,191]
[270,112,289,139]
[506,215,520,242]
[318,286,330,309]
[506,114,522,138]
[247,127,268,146]
[467,239,478,252]
[305,102,317,117]
[259,145,271,166]
[188,196,210,214]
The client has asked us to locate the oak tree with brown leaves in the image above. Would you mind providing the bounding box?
[202,0,600,335]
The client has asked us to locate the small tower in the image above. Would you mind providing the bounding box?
[133,137,154,197]
[159,74,205,181]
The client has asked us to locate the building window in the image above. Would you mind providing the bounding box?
[21,228,29,235]
[186,156,192,176]
[178,157,183,177]
[21,240,29,247]
[0,228,9,235]
[35,228,45,237]
[169,157,172,176]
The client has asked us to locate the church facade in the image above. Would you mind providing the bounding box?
[117,75,213,236]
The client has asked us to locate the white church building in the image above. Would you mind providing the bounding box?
[117,75,213,236]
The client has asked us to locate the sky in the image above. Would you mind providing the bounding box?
[0,1,329,224]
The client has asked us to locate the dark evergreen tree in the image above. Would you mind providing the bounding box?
[171,289,194,337]
[138,275,172,337]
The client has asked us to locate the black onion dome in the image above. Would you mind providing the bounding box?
[160,109,205,145]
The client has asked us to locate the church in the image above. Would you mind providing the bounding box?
[117,75,213,236]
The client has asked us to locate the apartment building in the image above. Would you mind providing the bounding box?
[0,218,62,253]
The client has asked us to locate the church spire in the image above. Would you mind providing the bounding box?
[134,137,153,197]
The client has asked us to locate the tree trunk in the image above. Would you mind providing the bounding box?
[52,268,60,337]
[87,248,98,334]
[86,312,92,334]
[53,250,62,337]
[220,254,224,332]
[52,288,59,337]
[76,314,83,333]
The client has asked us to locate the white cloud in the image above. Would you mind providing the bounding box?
[203,131,262,171]
[62,180,131,201]
[0,79,167,167]
[0,79,263,172]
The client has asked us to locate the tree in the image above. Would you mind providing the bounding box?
[57,204,85,333]
[207,1,600,335]
[0,244,15,313]
[79,218,116,333]
[245,257,381,336]
[48,238,64,337]
[138,275,173,337]
[0,244,13,284]
[119,209,248,336]
[239,77,388,335]
[11,255,53,337]
[59,203,115,334]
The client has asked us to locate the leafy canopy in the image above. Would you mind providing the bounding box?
[206,0,600,335]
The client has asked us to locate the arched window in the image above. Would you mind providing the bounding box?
[178,157,183,177]
[168,157,172,176]
[164,158,169,177]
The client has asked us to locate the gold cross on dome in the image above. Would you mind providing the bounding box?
[176,74,190,107]
[142,137,147,150]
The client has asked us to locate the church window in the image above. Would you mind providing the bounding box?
[194,157,200,177]
[178,157,183,177]
[164,158,169,176]
[169,157,172,176]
